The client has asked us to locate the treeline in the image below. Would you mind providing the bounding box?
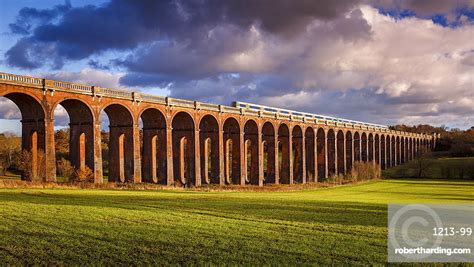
[390,124,474,157]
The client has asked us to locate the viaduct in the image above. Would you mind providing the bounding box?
[0,72,437,186]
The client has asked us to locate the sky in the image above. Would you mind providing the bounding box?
[0,0,473,134]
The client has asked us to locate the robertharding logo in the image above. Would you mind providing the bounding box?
[388,204,444,260]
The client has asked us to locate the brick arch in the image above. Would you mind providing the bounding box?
[198,113,220,129]
[327,128,336,177]
[408,137,413,161]
[368,133,374,162]
[361,132,368,162]
[292,125,304,183]
[140,107,167,184]
[103,103,135,183]
[56,99,95,177]
[391,136,396,166]
[316,127,326,180]
[305,127,315,182]
[103,103,134,127]
[138,106,168,126]
[170,110,195,127]
[374,133,380,166]
[2,92,47,181]
[353,131,361,162]
[380,134,386,169]
[223,117,241,185]
[1,92,46,119]
[278,123,290,184]
[244,119,259,185]
[199,114,220,184]
[345,130,353,172]
[51,97,95,122]
[400,136,405,164]
[262,121,276,184]
[336,130,345,175]
[172,111,196,187]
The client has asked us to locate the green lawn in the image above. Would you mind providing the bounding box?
[0,179,472,265]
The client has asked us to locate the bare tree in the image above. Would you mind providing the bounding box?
[414,151,433,178]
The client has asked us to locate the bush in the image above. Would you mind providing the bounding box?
[56,158,74,179]
[347,161,381,182]
[71,166,94,183]
[326,174,345,185]
[326,162,381,185]
[18,149,46,181]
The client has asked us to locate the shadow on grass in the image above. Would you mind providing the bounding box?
[0,190,387,228]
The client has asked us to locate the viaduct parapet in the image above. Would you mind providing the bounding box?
[0,72,437,186]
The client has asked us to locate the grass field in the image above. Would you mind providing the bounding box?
[0,179,473,265]
[383,157,474,179]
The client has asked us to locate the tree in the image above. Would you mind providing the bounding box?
[0,133,21,173]
[413,151,433,178]
[55,129,70,160]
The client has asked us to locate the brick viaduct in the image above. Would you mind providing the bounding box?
[0,72,437,186]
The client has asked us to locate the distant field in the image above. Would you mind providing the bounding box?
[0,179,472,265]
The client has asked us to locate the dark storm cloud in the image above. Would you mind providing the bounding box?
[5,38,41,69]
[9,3,71,35]
[5,0,361,69]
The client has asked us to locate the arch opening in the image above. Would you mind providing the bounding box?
[244,120,259,185]
[199,115,219,184]
[305,127,315,182]
[375,134,380,166]
[327,129,336,177]
[361,133,368,162]
[336,130,344,175]
[262,122,275,184]
[345,131,353,172]
[102,104,134,183]
[172,112,195,187]
[354,132,361,162]
[223,118,240,184]
[391,136,396,166]
[396,136,401,165]
[405,137,409,162]
[400,137,405,164]
[278,124,290,184]
[292,125,303,183]
[316,128,326,180]
[368,133,374,162]
[55,99,95,182]
[140,108,167,184]
[2,93,47,181]
[381,135,386,169]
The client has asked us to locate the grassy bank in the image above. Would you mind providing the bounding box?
[0,179,472,265]
[383,157,474,179]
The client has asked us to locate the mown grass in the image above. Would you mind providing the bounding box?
[0,179,473,265]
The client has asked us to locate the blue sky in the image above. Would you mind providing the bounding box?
[0,0,473,134]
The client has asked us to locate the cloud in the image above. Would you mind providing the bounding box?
[5,0,362,69]
[9,3,71,35]
[44,68,128,89]
[0,99,21,120]
[2,1,474,129]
